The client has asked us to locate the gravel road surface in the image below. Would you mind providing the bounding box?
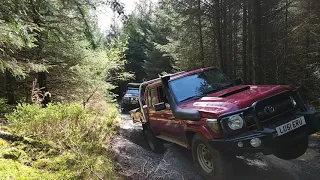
[111,114,320,180]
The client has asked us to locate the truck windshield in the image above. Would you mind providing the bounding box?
[169,69,233,103]
[127,89,139,94]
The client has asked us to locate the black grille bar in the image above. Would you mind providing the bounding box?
[248,89,307,130]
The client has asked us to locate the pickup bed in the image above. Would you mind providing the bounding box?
[130,67,320,180]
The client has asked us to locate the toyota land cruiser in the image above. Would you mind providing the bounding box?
[132,67,320,180]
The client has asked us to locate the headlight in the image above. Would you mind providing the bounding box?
[206,119,219,131]
[130,98,138,102]
[227,115,244,130]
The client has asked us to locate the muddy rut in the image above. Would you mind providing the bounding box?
[111,114,320,180]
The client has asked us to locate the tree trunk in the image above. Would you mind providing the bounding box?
[197,0,205,67]
[213,32,217,65]
[278,0,288,84]
[248,2,253,83]
[5,70,15,105]
[242,0,248,83]
[228,2,233,78]
[252,0,263,84]
[222,0,228,75]
[304,0,311,84]
[31,0,50,107]
[214,0,224,72]
[233,7,238,79]
[38,72,46,92]
[284,0,288,60]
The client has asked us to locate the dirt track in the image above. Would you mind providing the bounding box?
[111,114,320,180]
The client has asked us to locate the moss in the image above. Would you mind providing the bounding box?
[47,148,59,156]
[0,126,10,132]
[0,147,29,161]
[0,142,75,179]
[3,103,120,179]
[33,152,76,171]
[8,139,57,162]
[0,159,74,180]
[0,139,9,147]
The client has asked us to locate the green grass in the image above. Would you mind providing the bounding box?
[0,138,75,180]
[1,102,120,180]
[0,159,73,180]
[0,98,8,113]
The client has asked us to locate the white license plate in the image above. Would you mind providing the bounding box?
[276,116,306,136]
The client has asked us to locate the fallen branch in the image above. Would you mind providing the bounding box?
[83,87,99,108]
[142,160,148,175]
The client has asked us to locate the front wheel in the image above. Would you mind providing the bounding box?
[192,134,232,180]
[273,136,308,160]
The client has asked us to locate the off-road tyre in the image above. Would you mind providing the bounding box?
[143,124,165,154]
[192,134,233,180]
[274,136,308,160]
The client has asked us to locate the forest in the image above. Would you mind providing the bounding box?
[0,0,319,179]
[0,0,129,179]
[118,0,320,105]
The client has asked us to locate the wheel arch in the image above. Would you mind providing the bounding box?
[185,126,214,149]
[185,131,196,149]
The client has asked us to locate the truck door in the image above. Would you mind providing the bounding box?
[147,87,160,134]
[155,86,184,142]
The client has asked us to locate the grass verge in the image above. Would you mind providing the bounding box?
[0,102,120,180]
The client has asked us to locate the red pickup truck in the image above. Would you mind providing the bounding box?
[130,67,320,180]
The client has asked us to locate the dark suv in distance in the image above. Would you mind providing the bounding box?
[121,83,140,112]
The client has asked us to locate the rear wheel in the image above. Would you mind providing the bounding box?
[192,134,232,180]
[143,125,165,154]
[274,136,308,160]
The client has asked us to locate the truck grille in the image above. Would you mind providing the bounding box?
[243,113,256,129]
[244,95,296,129]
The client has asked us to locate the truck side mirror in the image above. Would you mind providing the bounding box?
[234,77,244,85]
[154,102,166,111]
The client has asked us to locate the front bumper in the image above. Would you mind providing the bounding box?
[209,110,320,155]
[121,99,140,109]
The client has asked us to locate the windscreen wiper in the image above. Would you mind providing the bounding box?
[180,95,203,103]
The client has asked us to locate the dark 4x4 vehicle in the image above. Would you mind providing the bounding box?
[132,67,320,180]
[121,83,140,112]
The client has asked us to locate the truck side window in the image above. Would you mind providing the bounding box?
[148,88,157,108]
[157,86,168,103]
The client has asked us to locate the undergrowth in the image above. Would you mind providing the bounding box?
[1,102,120,179]
[0,98,7,113]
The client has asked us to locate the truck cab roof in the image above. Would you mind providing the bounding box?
[146,67,215,89]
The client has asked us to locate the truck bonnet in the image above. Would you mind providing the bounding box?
[179,85,290,117]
